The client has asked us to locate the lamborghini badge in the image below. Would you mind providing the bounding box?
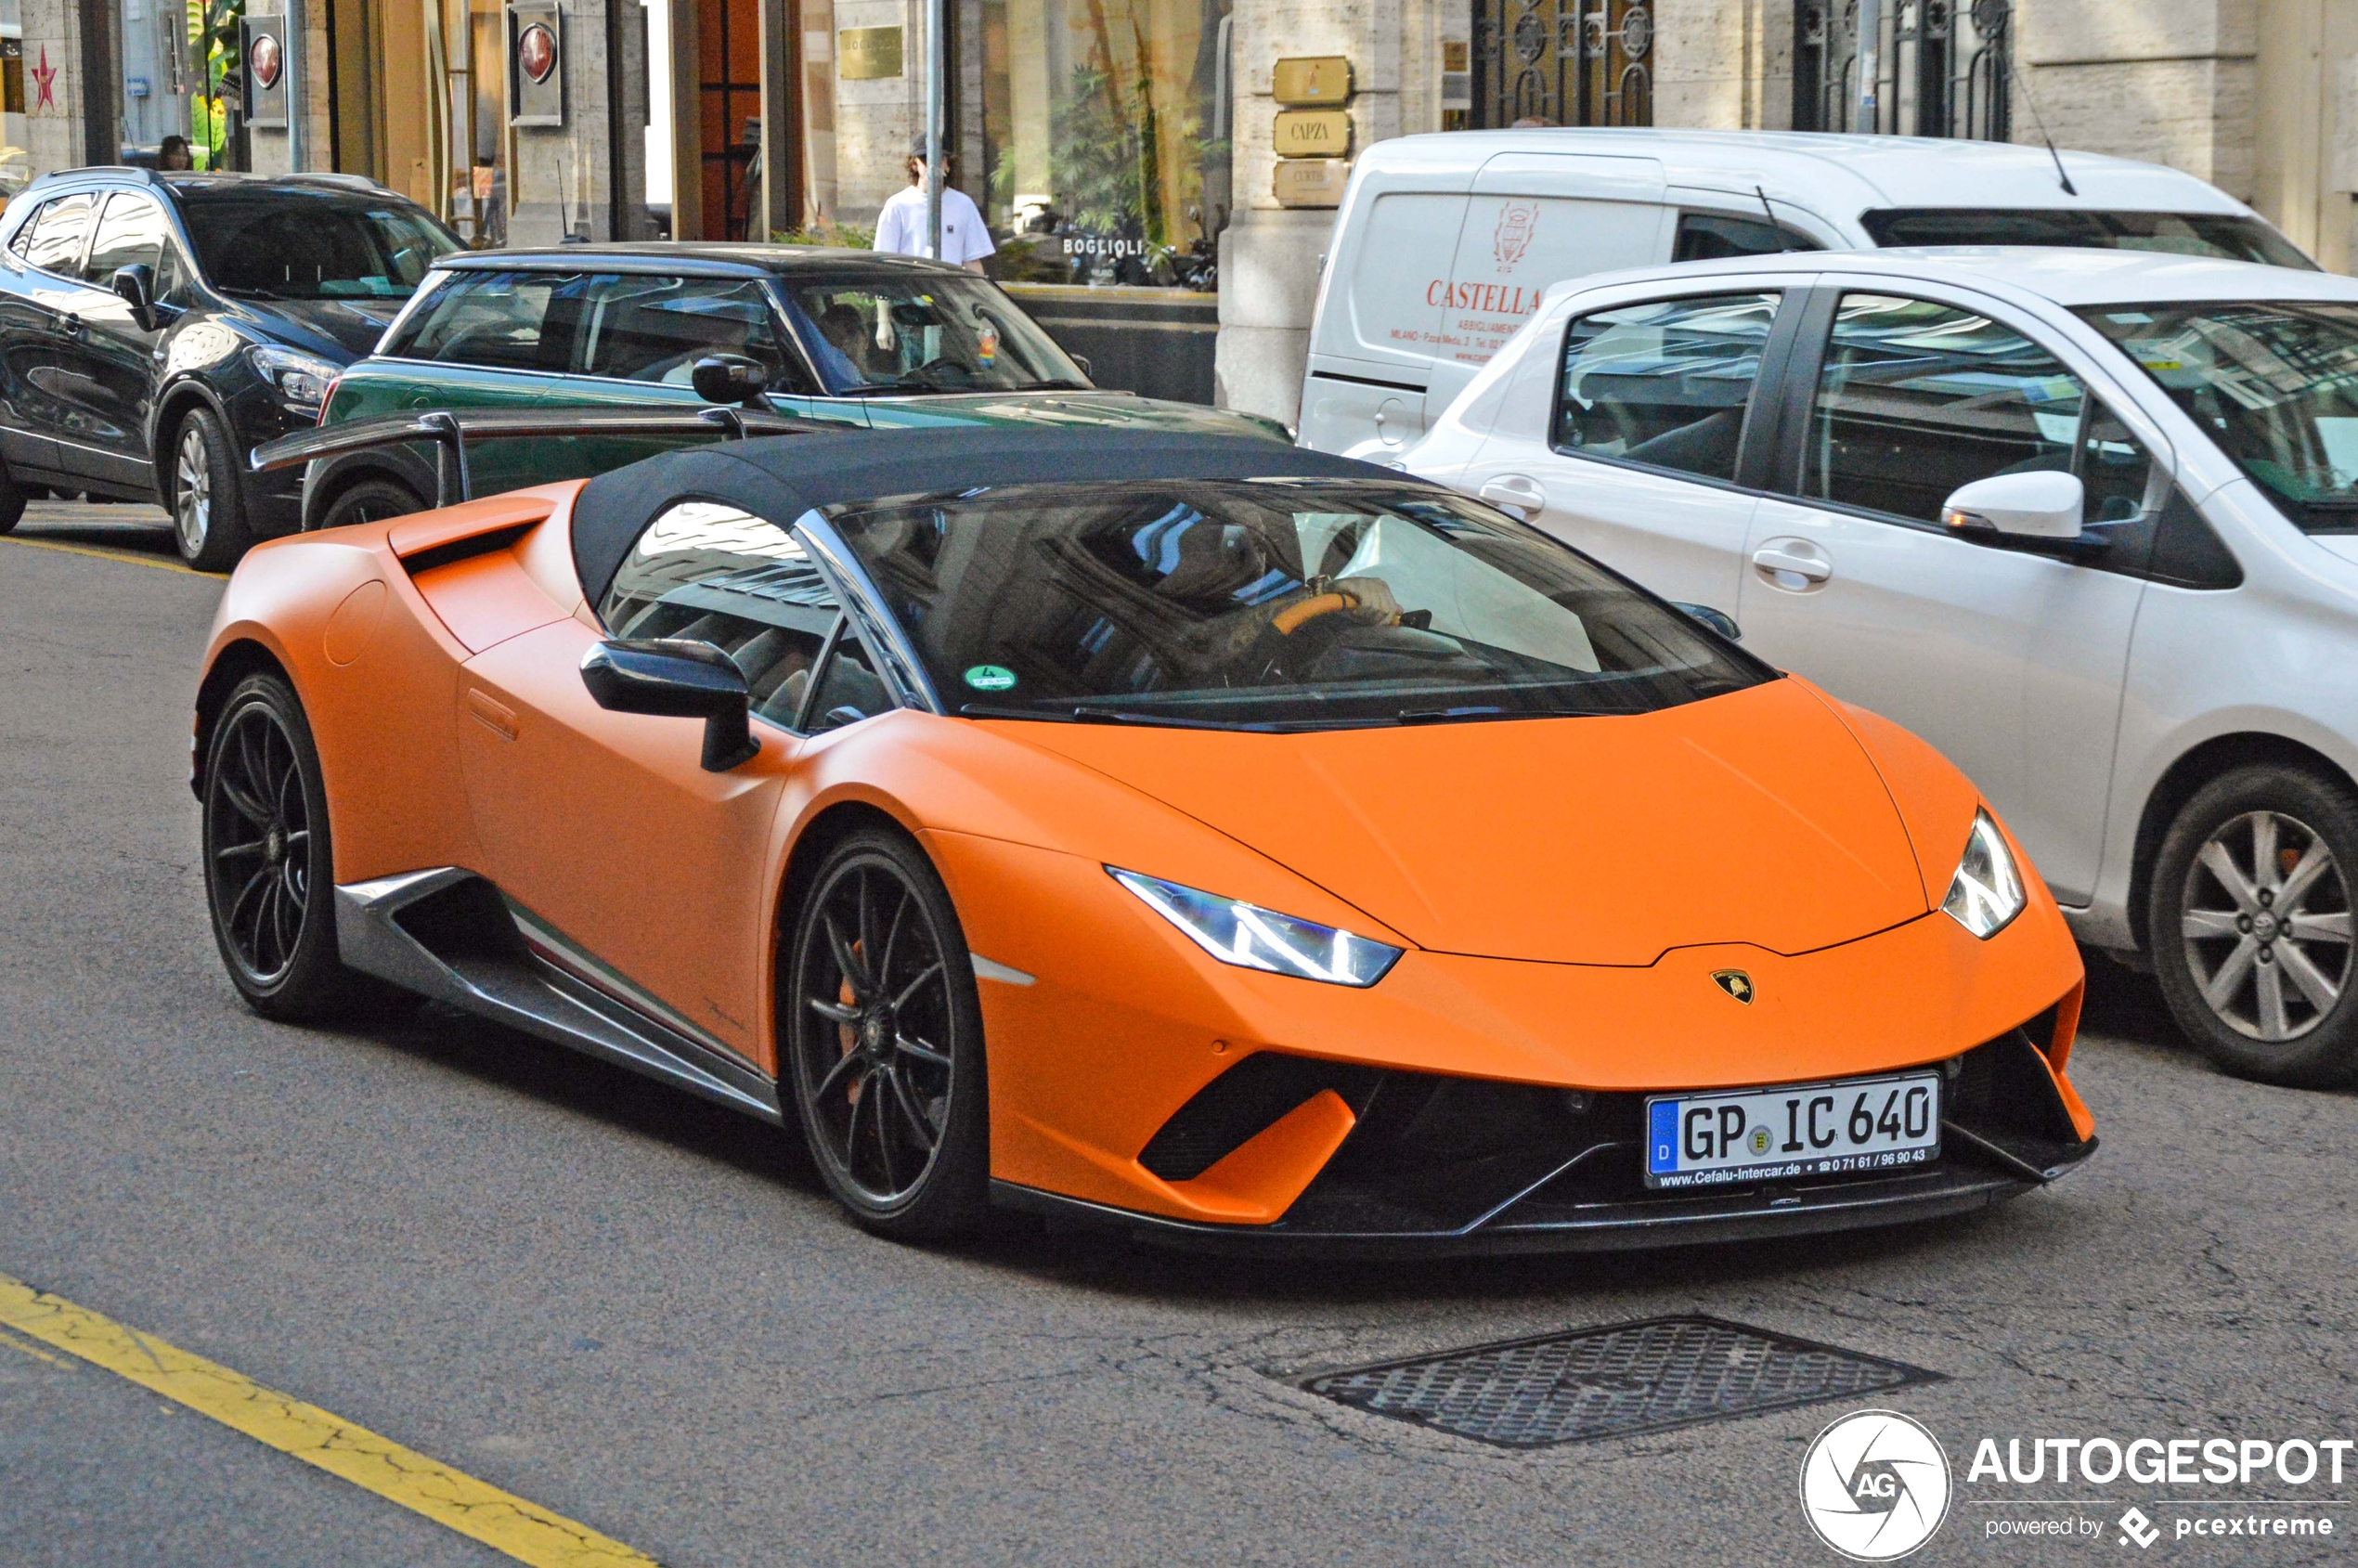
[1711,969,1754,1004]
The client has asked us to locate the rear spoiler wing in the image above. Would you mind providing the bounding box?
[249,405,849,508]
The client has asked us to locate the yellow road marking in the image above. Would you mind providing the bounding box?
[0,1323,76,1369]
[0,1271,660,1567]
[2,534,223,577]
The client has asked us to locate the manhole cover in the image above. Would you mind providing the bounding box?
[1298,1315,1937,1448]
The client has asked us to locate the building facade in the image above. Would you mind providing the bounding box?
[16,0,2358,421]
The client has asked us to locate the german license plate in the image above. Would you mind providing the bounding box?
[1643,1071,1941,1190]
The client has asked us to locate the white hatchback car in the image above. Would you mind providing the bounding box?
[1404,247,2358,1085]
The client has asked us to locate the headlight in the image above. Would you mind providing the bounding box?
[249,345,341,411]
[1108,868,1403,987]
[1943,809,2026,939]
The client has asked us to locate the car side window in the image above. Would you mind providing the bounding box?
[577,276,811,393]
[82,192,170,284]
[805,630,891,731]
[1552,292,1781,484]
[1672,214,1820,263]
[397,271,567,370]
[1801,292,2086,525]
[21,192,95,276]
[600,501,842,729]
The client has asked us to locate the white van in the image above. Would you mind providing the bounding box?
[1297,129,2311,456]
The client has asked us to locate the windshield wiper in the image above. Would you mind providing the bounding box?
[1012,379,1090,391]
[1397,706,1510,724]
[959,702,1289,732]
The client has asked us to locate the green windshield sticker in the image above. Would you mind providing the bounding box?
[964,665,1018,692]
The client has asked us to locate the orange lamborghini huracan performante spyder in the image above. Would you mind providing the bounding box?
[196,427,2094,1252]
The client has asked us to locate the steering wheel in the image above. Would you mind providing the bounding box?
[1273,590,1363,636]
[901,356,978,389]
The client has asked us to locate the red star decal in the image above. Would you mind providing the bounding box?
[30,46,56,112]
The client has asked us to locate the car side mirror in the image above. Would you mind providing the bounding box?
[1069,354,1093,378]
[578,638,761,771]
[1941,471,2086,542]
[1670,602,1741,641]
[690,353,771,408]
[110,263,158,331]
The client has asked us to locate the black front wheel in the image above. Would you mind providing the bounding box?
[171,408,254,571]
[784,829,989,1238]
[201,673,381,1021]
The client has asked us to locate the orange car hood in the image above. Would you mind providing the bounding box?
[1005,677,1931,965]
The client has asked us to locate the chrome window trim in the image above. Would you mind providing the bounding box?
[386,266,825,396]
[372,266,459,356]
[789,507,943,715]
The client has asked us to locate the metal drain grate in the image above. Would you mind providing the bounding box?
[1299,1315,1937,1449]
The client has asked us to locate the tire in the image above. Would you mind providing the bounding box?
[2149,762,2358,1087]
[201,673,395,1023]
[316,478,426,533]
[168,407,254,571]
[783,827,990,1239]
[0,464,23,534]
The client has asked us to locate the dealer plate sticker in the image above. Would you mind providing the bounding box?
[1644,1070,1941,1189]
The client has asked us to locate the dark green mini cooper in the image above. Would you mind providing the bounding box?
[300,244,1287,529]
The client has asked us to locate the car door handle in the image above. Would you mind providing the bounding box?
[1478,473,1548,516]
[465,688,519,741]
[1751,540,1833,584]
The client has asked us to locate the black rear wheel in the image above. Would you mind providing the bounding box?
[784,829,989,1238]
[317,478,426,533]
[201,673,388,1021]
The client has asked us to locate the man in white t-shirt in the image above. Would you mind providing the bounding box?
[873,139,997,272]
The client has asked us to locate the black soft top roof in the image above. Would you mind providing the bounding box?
[569,427,1417,608]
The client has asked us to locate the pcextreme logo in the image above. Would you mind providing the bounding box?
[1800,1410,1953,1561]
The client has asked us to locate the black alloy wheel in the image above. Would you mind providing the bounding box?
[201,673,382,1021]
[2151,763,2358,1087]
[784,829,989,1238]
[170,407,254,571]
[317,479,427,533]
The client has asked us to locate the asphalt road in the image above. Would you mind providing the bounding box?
[3,501,2355,1567]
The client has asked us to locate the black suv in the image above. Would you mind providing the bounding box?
[0,168,460,566]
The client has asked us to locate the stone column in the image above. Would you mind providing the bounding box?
[511,0,644,242]
[20,0,91,175]
[1216,0,1420,428]
[2013,0,2256,201]
[1652,0,1794,130]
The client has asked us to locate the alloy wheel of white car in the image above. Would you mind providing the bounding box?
[2180,810,2354,1043]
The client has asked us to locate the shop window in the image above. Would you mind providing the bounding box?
[973,0,1228,289]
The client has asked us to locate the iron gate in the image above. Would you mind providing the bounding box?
[1472,0,1652,129]
[1796,0,2010,139]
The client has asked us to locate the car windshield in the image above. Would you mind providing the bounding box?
[776,271,1088,395]
[1860,208,2315,269]
[824,479,1770,730]
[2077,300,2358,533]
[179,194,460,299]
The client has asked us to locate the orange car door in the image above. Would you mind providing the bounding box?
[455,503,844,1064]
